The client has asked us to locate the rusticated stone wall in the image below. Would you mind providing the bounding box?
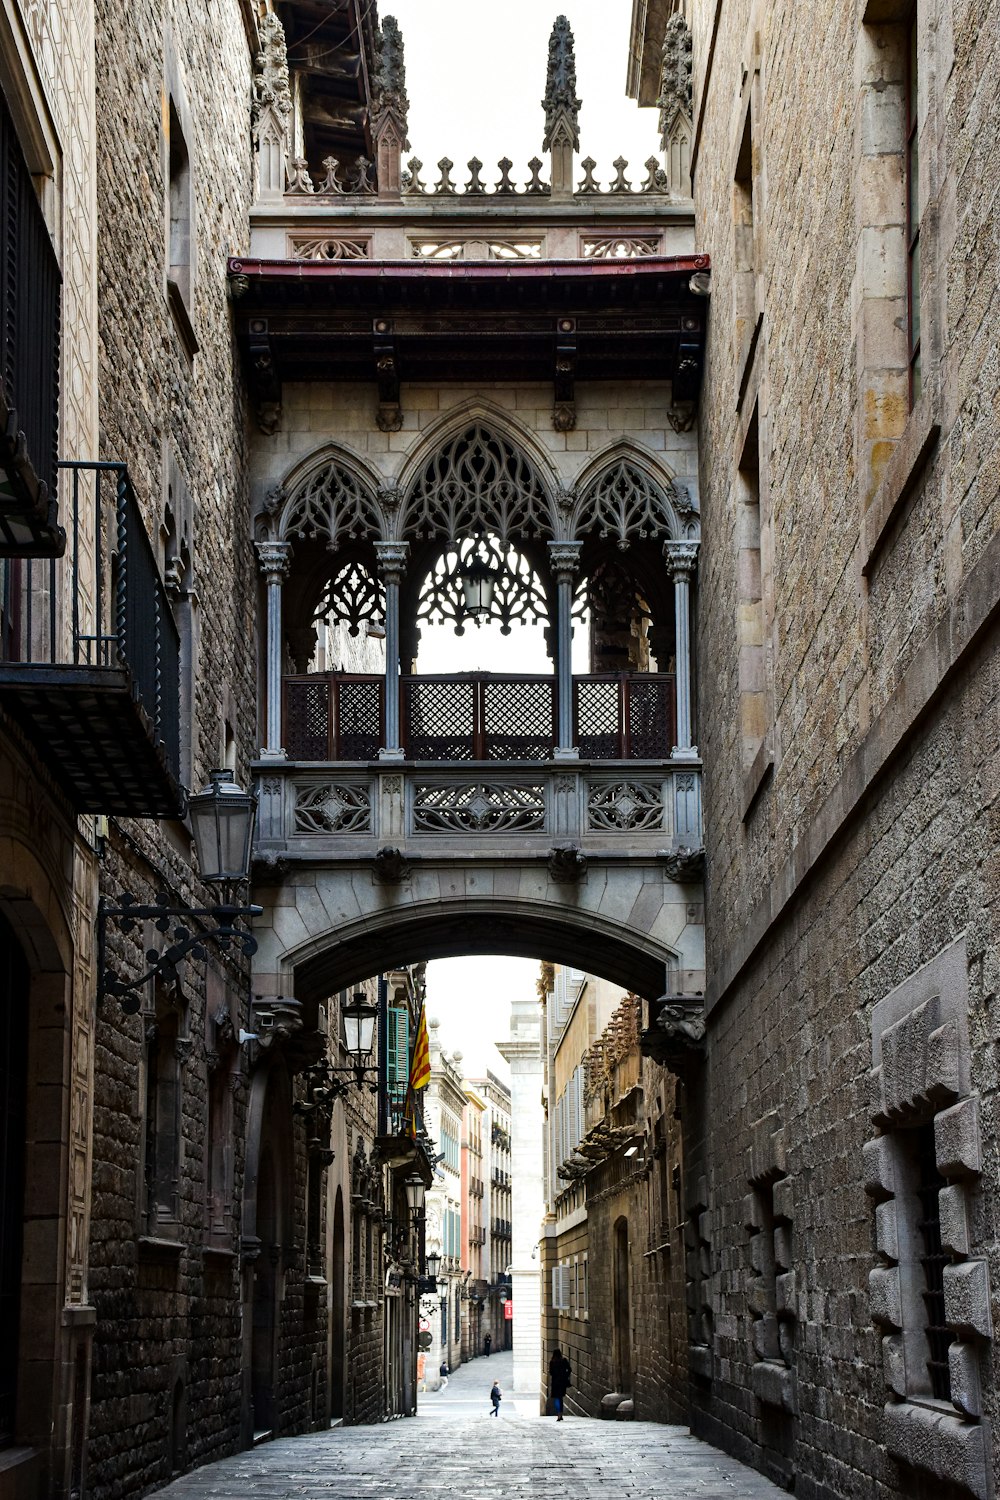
[691,0,1000,1496]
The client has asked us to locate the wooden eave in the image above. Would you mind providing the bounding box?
[229,253,709,391]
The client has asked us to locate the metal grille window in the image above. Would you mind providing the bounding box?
[914,1125,951,1401]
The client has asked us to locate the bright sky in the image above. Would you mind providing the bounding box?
[386,1,660,180]
[380,2,649,1075]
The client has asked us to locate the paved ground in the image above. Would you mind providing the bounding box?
[156,1351,787,1500]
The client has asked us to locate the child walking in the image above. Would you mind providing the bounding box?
[490,1380,502,1416]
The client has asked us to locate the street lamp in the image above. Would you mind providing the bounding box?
[405,1173,427,1227]
[425,1249,442,1280]
[98,769,261,1012]
[188,769,256,894]
[342,991,378,1075]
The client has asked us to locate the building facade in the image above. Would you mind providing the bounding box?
[468,1071,513,1353]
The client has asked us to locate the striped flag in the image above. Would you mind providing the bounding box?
[409,1004,431,1092]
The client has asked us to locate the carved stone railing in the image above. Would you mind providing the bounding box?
[253,761,702,861]
[281,153,672,202]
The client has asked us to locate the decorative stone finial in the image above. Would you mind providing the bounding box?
[657,13,693,144]
[372,15,409,132]
[542,15,580,152]
[252,12,292,130]
[371,16,410,197]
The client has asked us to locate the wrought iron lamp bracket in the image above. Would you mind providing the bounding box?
[97,891,263,1013]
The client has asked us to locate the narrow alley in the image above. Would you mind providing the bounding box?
[153,1349,787,1500]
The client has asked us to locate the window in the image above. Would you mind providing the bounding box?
[386,1005,409,1119]
[143,993,182,1232]
[167,101,191,307]
[733,99,758,364]
[905,9,921,405]
[165,96,197,357]
[913,1126,949,1400]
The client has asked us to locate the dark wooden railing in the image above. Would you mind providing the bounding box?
[0,462,180,780]
[0,83,61,551]
[283,671,676,762]
[403,674,557,761]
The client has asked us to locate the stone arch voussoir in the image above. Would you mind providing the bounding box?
[255,875,682,1003]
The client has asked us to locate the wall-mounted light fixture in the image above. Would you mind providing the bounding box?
[98,770,261,1012]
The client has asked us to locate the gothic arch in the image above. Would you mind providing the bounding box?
[395,398,562,512]
[262,445,388,548]
[572,441,698,546]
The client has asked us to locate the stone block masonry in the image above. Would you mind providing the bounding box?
[85,0,261,1490]
[689,0,1000,1494]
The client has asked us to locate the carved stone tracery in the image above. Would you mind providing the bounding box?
[412,782,546,834]
[575,460,687,547]
[403,424,552,544]
[417,534,549,636]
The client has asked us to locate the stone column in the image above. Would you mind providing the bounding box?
[548,542,582,759]
[665,540,700,760]
[256,540,292,760]
[496,997,546,1407]
[375,541,408,760]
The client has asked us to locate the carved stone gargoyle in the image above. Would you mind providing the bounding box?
[548,842,588,882]
[661,845,705,881]
[374,845,411,883]
[640,996,706,1072]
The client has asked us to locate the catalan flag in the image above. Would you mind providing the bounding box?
[409,1003,431,1092]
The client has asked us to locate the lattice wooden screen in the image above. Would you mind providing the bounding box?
[285,676,331,759]
[482,678,556,760]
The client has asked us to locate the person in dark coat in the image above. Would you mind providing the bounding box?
[484,1332,492,1357]
[490,1379,502,1416]
[548,1346,571,1420]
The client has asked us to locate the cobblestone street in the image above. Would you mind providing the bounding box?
[153,1349,787,1500]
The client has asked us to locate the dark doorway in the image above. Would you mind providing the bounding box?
[612,1216,632,1394]
[251,1141,279,1435]
[0,911,29,1446]
[330,1189,346,1419]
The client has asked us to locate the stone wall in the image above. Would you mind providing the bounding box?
[691,0,1000,1494]
[86,0,260,1489]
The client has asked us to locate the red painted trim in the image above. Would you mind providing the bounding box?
[228,254,710,283]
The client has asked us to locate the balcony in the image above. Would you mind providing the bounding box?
[284,671,675,763]
[0,84,63,556]
[0,463,183,815]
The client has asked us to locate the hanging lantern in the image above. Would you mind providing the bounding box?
[342,991,378,1062]
[459,555,497,620]
[188,769,256,886]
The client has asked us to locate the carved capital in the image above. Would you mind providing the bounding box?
[373,540,409,583]
[664,539,699,579]
[547,541,583,579]
[256,540,292,584]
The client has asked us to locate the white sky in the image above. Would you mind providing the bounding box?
[385,1,660,181]
[379,3,649,1074]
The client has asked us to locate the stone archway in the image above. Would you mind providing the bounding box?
[252,864,697,1005]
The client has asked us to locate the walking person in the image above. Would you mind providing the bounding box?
[490,1379,502,1416]
[439,1360,449,1390]
[484,1332,492,1357]
[548,1346,571,1420]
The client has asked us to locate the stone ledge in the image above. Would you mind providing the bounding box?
[862,394,940,577]
[741,737,773,823]
[882,1399,988,1500]
[750,1359,796,1413]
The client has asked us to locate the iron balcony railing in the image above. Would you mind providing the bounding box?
[283,671,677,762]
[0,82,62,553]
[0,462,180,779]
